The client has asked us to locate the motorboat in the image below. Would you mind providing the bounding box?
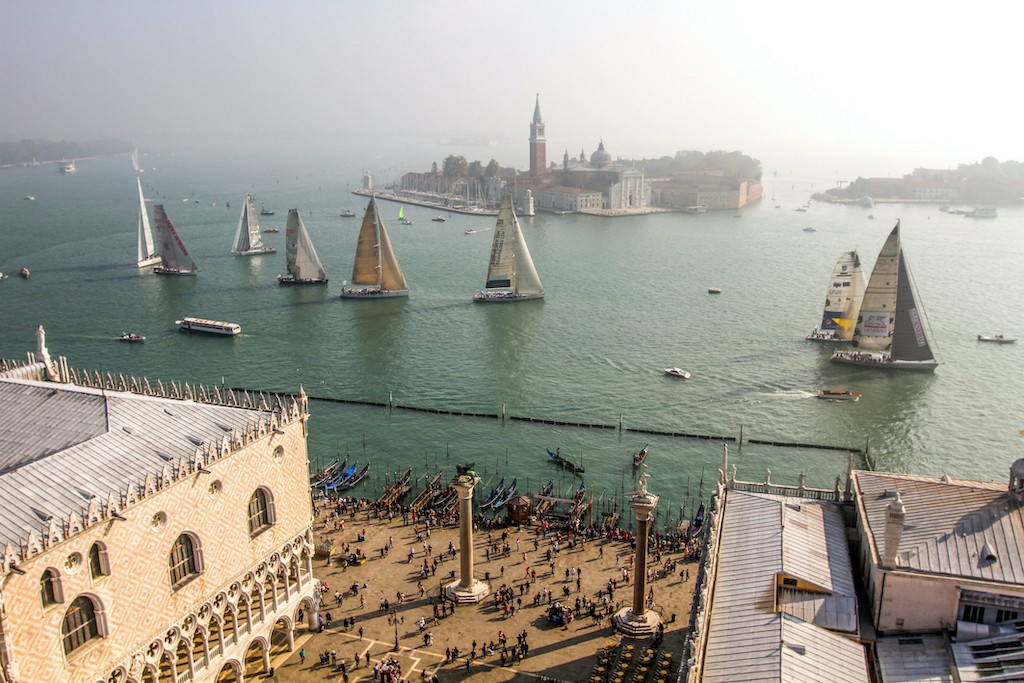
[263,227,280,233]
[340,209,356,217]
[60,160,76,173]
[632,444,649,467]
[117,332,145,343]
[977,334,1016,344]
[816,389,861,401]
[431,216,446,222]
[19,267,30,279]
[803,227,816,232]
[684,205,707,214]
[260,203,274,216]
[465,229,477,234]
[708,287,722,294]
[966,207,997,218]
[23,195,35,201]
[664,367,691,379]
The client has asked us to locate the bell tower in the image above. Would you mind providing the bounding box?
[529,94,546,179]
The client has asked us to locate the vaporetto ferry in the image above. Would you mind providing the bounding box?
[175,317,241,335]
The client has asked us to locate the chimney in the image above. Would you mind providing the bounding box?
[1010,459,1024,504]
[882,492,905,569]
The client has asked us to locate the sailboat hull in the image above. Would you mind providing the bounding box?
[233,247,276,256]
[137,255,162,268]
[154,267,197,276]
[830,350,937,372]
[340,287,408,299]
[473,288,544,303]
[277,275,328,286]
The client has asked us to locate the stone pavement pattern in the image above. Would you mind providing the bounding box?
[265,501,699,682]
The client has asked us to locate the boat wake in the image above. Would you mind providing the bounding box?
[758,389,818,400]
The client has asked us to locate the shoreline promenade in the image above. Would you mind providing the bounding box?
[267,495,701,682]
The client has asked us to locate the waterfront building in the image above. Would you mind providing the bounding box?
[0,332,317,683]
[682,450,1024,682]
[650,172,763,211]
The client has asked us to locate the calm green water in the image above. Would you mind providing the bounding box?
[2,145,1021,523]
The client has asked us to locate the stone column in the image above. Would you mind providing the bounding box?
[614,473,662,637]
[444,472,490,603]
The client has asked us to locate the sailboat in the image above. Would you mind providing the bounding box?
[231,193,276,256]
[398,206,412,225]
[131,148,143,173]
[473,195,544,302]
[805,250,865,341]
[152,205,198,276]
[135,179,160,268]
[831,221,937,371]
[340,198,409,298]
[277,209,328,285]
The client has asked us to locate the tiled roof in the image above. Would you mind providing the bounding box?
[855,471,1024,583]
[0,378,273,550]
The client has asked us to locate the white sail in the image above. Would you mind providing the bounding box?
[232,194,274,255]
[153,204,198,275]
[832,221,936,370]
[278,209,327,284]
[475,195,543,301]
[808,250,865,340]
[131,148,142,173]
[136,178,160,267]
[341,198,408,298]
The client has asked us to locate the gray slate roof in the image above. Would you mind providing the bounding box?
[701,490,868,682]
[0,378,273,551]
[855,471,1024,584]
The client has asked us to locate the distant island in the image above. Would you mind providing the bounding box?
[367,95,763,216]
[819,156,1024,204]
[0,138,133,167]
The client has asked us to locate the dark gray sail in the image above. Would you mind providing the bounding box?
[890,248,934,363]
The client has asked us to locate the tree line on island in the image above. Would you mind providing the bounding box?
[428,149,763,181]
[0,138,133,166]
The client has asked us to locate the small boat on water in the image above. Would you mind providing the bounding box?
[632,444,649,467]
[19,267,30,279]
[263,227,280,233]
[23,195,35,201]
[260,203,274,216]
[480,478,506,510]
[117,332,145,343]
[664,367,691,379]
[547,448,585,474]
[465,229,477,234]
[492,479,518,510]
[708,287,722,294]
[431,216,446,222]
[966,206,997,218]
[60,160,76,173]
[340,209,356,217]
[684,205,707,214]
[977,334,1016,344]
[816,389,861,401]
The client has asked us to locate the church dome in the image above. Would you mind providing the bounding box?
[590,141,612,168]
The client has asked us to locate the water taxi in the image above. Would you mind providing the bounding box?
[816,389,861,401]
[176,317,241,335]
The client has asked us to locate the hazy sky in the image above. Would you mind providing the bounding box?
[2,1,1020,175]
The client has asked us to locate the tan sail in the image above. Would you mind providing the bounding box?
[341,198,409,298]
